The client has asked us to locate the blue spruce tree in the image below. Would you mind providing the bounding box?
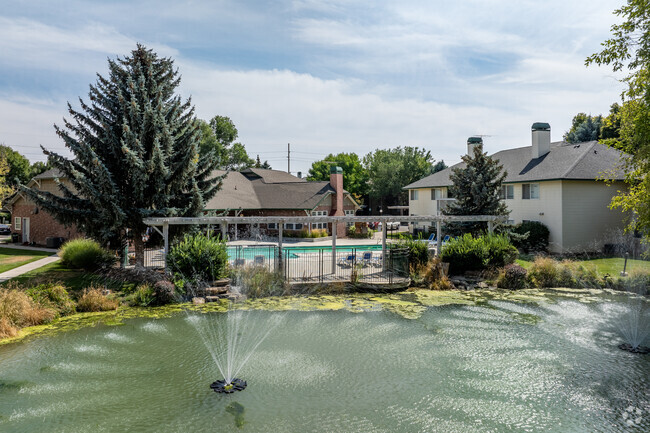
[21,45,220,265]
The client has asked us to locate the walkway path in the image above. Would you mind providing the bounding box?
[0,255,60,283]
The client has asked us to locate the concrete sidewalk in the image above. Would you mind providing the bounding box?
[0,255,60,283]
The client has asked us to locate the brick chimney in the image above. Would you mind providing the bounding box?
[329,166,346,236]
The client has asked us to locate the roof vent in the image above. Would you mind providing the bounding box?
[531,122,551,159]
[467,136,483,156]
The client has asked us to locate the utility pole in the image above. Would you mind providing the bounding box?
[287,142,290,174]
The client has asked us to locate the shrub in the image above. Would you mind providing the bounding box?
[400,238,430,269]
[0,287,55,332]
[26,283,76,316]
[511,221,550,252]
[440,233,517,274]
[527,257,559,287]
[230,266,288,298]
[167,232,228,286]
[527,257,603,289]
[152,280,177,305]
[421,257,455,290]
[498,264,528,290]
[127,284,156,307]
[59,238,116,271]
[76,287,119,312]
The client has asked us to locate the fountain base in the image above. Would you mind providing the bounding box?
[618,343,650,354]
[210,378,247,393]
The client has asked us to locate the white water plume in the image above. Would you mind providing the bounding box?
[187,308,285,384]
[617,301,650,349]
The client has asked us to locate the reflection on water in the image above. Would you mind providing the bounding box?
[0,290,647,432]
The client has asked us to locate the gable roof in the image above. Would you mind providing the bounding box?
[204,168,357,211]
[404,141,627,189]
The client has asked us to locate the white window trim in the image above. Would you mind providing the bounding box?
[14,217,21,231]
[410,190,419,200]
[311,210,328,230]
[522,183,540,200]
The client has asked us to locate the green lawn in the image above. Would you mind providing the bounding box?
[1,261,139,294]
[0,247,54,273]
[516,256,650,275]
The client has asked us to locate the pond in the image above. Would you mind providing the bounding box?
[0,289,648,432]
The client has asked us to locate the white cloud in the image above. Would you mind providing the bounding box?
[0,17,178,74]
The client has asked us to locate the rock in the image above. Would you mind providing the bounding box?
[477,282,488,289]
[192,297,206,305]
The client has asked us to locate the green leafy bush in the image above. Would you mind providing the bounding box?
[126,284,156,307]
[497,264,528,290]
[167,232,228,286]
[26,283,76,316]
[511,221,550,252]
[59,238,116,271]
[399,238,430,269]
[440,233,518,274]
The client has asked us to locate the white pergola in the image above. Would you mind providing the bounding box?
[143,214,506,271]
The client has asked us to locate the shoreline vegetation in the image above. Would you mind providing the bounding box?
[1,286,645,347]
[1,237,648,345]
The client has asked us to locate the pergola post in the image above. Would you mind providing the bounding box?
[436,220,441,256]
[331,222,337,273]
[382,220,387,265]
[221,221,227,241]
[278,222,284,273]
[488,221,494,233]
[163,222,169,271]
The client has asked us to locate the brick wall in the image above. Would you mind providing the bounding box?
[10,202,83,246]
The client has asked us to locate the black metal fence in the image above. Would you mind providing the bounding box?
[145,245,410,286]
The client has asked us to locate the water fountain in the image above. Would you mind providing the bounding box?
[186,307,284,393]
[617,299,650,354]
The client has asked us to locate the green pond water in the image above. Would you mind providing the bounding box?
[0,289,648,432]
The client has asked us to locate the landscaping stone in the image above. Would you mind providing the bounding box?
[192,297,206,305]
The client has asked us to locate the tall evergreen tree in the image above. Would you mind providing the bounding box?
[21,45,220,265]
[443,144,508,234]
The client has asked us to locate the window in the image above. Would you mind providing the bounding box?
[285,223,303,230]
[344,210,355,227]
[410,190,418,200]
[267,223,277,230]
[311,210,328,230]
[430,188,442,200]
[522,183,540,199]
[14,217,21,231]
[500,185,514,200]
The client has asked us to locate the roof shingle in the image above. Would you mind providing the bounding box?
[404,141,627,189]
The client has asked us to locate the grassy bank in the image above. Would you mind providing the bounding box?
[516,256,650,275]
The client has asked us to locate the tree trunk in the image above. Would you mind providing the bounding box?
[134,234,145,268]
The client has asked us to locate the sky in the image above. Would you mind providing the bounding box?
[0,0,625,176]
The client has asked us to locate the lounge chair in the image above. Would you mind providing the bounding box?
[233,258,246,267]
[361,251,373,267]
[337,254,355,267]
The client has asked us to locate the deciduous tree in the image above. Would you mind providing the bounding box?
[363,147,437,206]
[586,0,650,237]
[307,153,369,199]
